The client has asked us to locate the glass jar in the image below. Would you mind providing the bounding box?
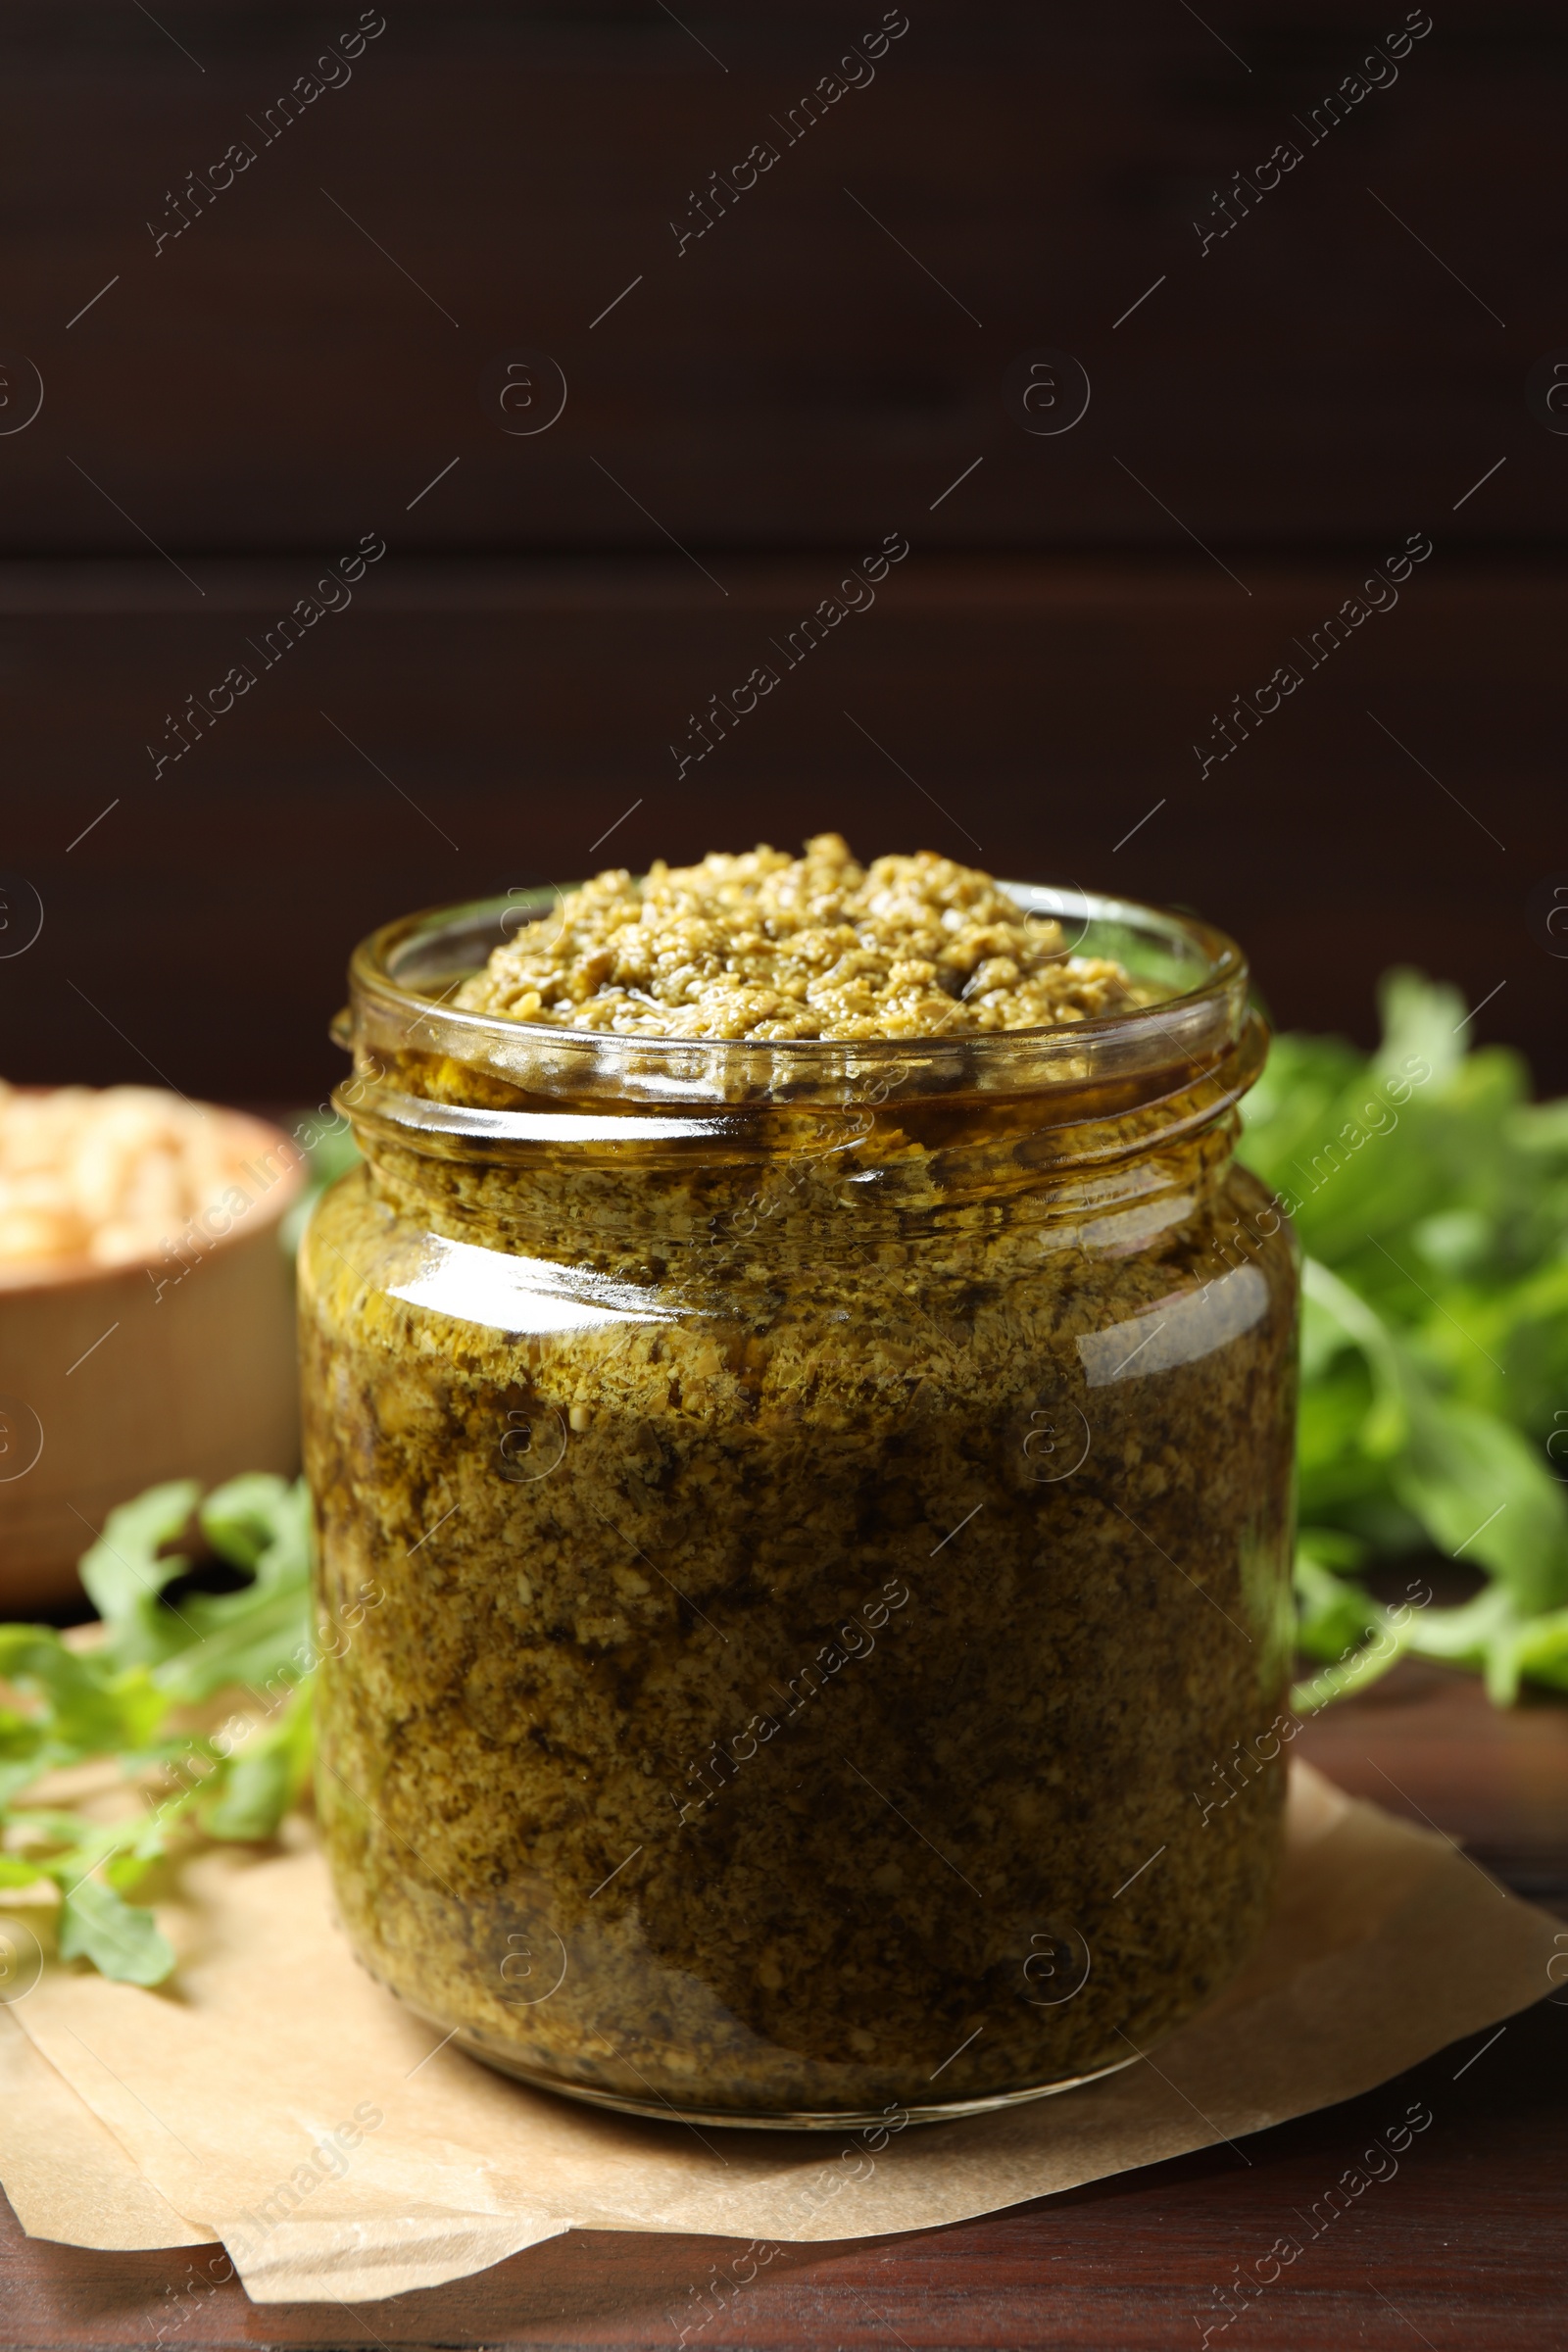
[301,884,1298,2128]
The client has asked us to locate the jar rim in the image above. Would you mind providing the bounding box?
[346,883,1251,1111]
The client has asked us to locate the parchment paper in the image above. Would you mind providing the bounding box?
[0,2003,210,2253]
[1,1764,1558,2304]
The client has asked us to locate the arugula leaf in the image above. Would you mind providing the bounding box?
[0,1476,317,1984]
[157,1474,314,1704]
[0,1628,165,1765]
[1397,1389,1568,1614]
[1242,969,1568,1704]
[76,1481,200,1668]
[1513,1606,1568,1692]
[0,1108,362,1982]
[203,1685,313,1840]
[57,1874,177,1987]
[0,1854,51,1888]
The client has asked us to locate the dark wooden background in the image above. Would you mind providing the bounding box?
[3,20,1566,2334]
[3,0,1565,1102]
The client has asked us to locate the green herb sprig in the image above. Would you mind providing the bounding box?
[1239,969,1568,1708]
[0,1476,314,1984]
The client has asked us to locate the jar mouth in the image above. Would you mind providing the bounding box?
[345,883,1250,1112]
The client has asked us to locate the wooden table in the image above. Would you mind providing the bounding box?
[4,1664,1565,2350]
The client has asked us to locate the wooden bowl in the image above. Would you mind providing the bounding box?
[0,1109,306,1615]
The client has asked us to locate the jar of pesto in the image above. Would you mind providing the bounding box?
[301,878,1298,2127]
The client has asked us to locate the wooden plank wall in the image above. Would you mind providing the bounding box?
[2,1,1562,1098]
